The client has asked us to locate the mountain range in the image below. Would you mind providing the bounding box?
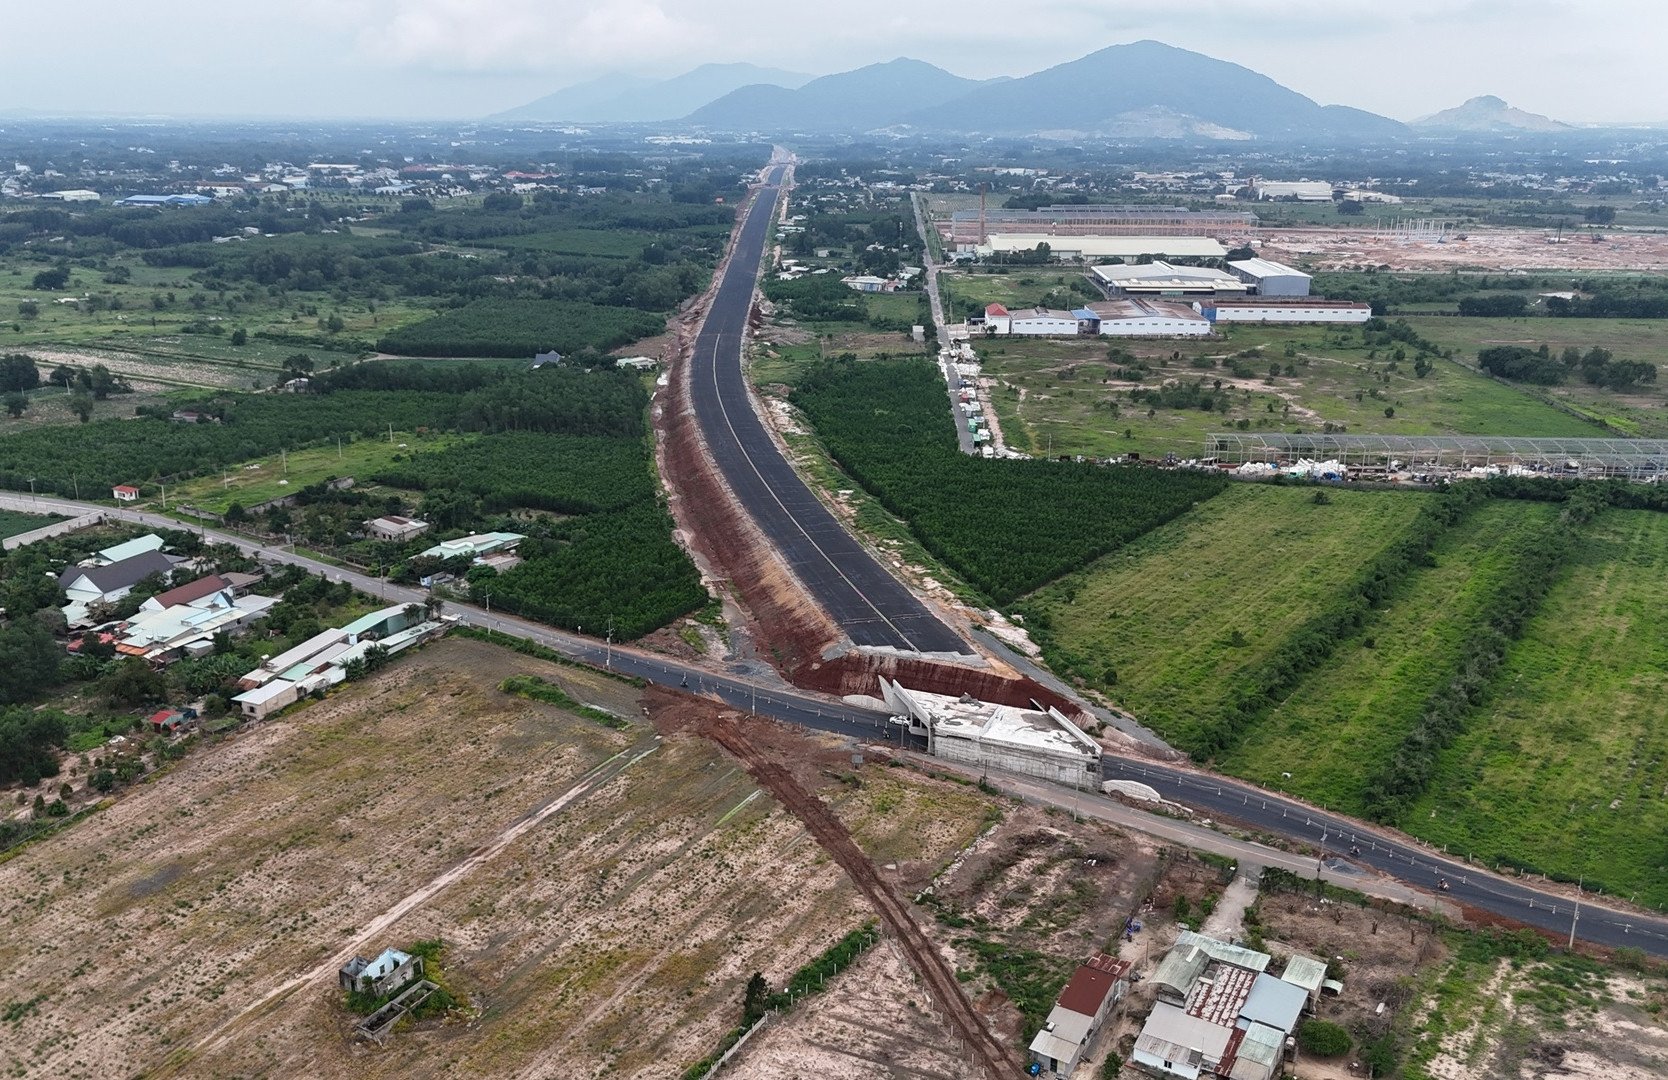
[493,43,1588,142]
[493,63,811,123]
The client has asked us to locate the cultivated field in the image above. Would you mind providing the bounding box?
[1220,499,1560,812]
[1018,484,1429,752]
[0,637,1004,1079]
[0,509,58,539]
[1410,508,1668,907]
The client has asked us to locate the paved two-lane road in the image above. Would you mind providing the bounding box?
[686,166,971,655]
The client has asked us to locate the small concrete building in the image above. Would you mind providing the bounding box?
[339,948,423,997]
[232,679,301,721]
[879,679,1101,786]
[363,515,430,542]
[112,485,140,503]
[1225,258,1311,297]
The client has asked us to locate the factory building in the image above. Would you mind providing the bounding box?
[1225,258,1311,297]
[1083,300,1213,337]
[1090,262,1251,299]
[879,679,1102,786]
[977,234,1228,261]
[1008,308,1082,336]
[948,205,1255,247]
[1195,299,1372,325]
[1251,181,1333,202]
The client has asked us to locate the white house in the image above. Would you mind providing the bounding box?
[112,485,140,503]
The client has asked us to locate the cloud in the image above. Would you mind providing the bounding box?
[348,0,708,74]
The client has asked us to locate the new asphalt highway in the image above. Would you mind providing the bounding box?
[6,489,1668,955]
[685,165,972,655]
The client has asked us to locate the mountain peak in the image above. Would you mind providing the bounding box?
[1415,95,1571,133]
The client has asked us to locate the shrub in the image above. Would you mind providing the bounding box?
[1297,1019,1352,1057]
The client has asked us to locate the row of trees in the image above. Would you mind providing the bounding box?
[375,298,663,358]
[1361,487,1607,822]
[791,358,1227,604]
[1478,343,1657,389]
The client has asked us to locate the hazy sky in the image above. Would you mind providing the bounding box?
[2,0,1659,123]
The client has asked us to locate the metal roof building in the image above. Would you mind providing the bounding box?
[1225,258,1311,297]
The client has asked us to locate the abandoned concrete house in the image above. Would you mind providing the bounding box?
[339,947,423,997]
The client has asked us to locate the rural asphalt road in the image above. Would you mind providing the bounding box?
[685,165,972,655]
[8,491,1668,954]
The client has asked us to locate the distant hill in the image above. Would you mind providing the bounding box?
[682,41,1404,141]
[495,63,812,123]
[685,58,988,132]
[908,41,1405,140]
[1414,95,1572,133]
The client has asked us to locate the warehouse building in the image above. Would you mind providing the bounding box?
[1008,307,1082,335]
[1195,299,1371,325]
[1081,300,1212,337]
[978,234,1228,261]
[948,205,1255,247]
[1225,258,1311,297]
[879,678,1102,785]
[1090,262,1251,299]
[1251,180,1333,202]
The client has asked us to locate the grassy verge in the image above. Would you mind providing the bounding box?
[497,675,631,730]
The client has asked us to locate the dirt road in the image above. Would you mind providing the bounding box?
[696,713,1022,1078]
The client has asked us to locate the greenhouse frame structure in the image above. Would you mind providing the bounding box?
[1205,432,1668,479]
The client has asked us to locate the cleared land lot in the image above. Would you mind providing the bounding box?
[1018,483,1428,752]
[1220,499,1559,812]
[968,324,1599,461]
[1410,508,1668,907]
[0,638,1000,1079]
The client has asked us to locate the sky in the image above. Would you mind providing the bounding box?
[1,0,1660,124]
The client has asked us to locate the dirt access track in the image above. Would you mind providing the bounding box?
[655,166,1095,718]
[684,700,1023,1078]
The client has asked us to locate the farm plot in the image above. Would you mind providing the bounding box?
[0,639,629,1079]
[0,633,1002,1079]
[1017,484,1430,752]
[1220,498,1559,813]
[0,509,59,539]
[1408,509,1668,907]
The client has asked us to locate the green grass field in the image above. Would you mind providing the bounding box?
[156,429,464,514]
[974,325,1603,460]
[0,249,426,357]
[1018,483,1429,751]
[1408,508,1668,905]
[1219,499,1559,810]
[941,269,1099,321]
[1405,316,1668,436]
[0,509,61,539]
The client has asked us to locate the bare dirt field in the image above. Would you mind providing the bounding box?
[727,938,971,1080]
[0,639,1011,1080]
[1261,226,1668,272]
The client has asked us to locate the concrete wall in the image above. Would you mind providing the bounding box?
[933,736,1099,787]
[1100,319,1212,338]
[1209,306,1370,325]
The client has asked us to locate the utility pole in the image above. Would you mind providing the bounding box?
[1569,877,1582,950]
